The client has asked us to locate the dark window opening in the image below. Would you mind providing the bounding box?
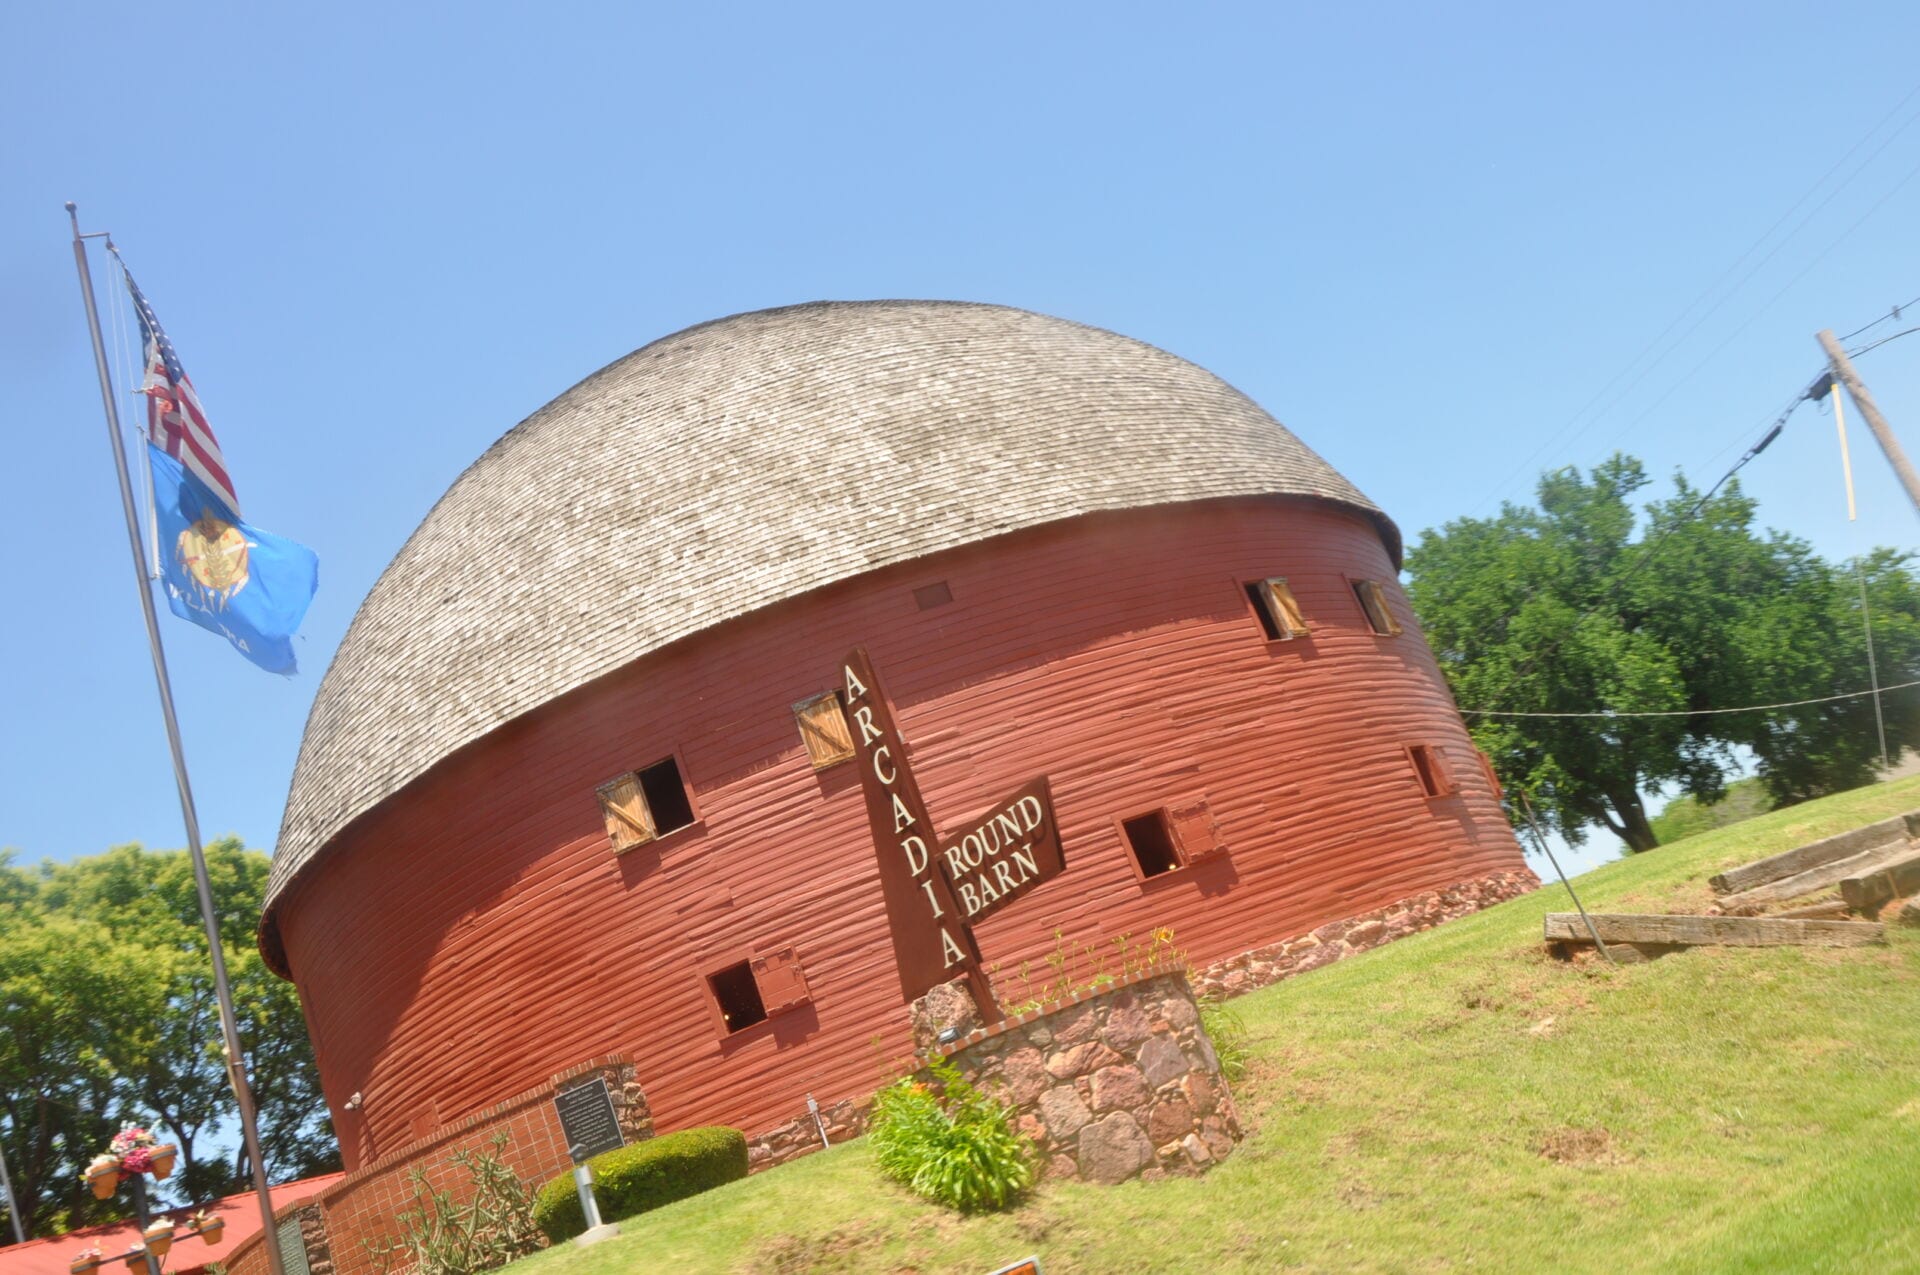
[914,581,954,610]
[1409,744,1453,798]
[1122,810,1182,878]
[709,961,768,1033]
[1245,583,1282,640]
[638,757,696,834]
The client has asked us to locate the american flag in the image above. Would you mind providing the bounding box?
[125,270,241,518]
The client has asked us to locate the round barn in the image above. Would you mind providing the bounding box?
[261,300,1532,1206]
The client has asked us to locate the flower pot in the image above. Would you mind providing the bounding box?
[86,1164,120,1200]
[196,1219,225,1246]
[142,1225,173,1260]
[122,1246,146,1269]
[148,1147,176,1180]
[68,1256,98,1274]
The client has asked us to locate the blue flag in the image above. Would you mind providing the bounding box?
[148,442,318,674]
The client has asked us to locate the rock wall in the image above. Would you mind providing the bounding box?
[744,1095,869,1174]
[1192,869,1536,999]
[931,966,1240,1185]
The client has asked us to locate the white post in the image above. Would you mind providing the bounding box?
[570,1153,619,1247]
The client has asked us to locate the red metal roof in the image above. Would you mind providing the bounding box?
[0,1175,343,1275]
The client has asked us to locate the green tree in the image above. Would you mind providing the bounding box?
[0,840,339,1238]
[1406,455,1920,851]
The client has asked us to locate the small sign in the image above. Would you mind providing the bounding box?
[553,1077,625,1163]
[986,1259,1043,1275]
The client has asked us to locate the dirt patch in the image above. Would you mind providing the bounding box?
[752,1225,887,1274]
[1535,1126,1621,1165]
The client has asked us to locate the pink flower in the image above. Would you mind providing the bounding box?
[120,1148,153,1174]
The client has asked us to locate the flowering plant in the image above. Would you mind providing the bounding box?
[119,1147,153,1174]
[108,1126,157,1156]
[73,1248,103,1263]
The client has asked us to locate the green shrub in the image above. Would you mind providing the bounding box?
[1197,993,1250,1084]
[869,1055,1033,1213]
[532,1126,748,1242]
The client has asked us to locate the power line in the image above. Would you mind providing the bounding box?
[1462,677,1920,719]
[1469,80,1920,514]
[1839,293,1918,342]
[1849,323,1920,359]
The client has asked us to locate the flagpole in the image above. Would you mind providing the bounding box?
[65,203,288,1275]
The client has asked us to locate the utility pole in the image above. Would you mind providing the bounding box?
[1817,328,1920,518]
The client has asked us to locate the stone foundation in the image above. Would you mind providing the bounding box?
[1192,869,1536,1000]
[745,1095,871,1173]
[926,966,1241,1184]
[738,872,1535,1184]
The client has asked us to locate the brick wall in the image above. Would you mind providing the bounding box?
[223,1058,649,1275]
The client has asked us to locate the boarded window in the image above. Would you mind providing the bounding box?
[1408,744,1455,798]
[793,692,856,770]
[914,581,954,610]
[1353,579,1403,636]
[596,772,655,852]
[1246,578,1309,641]
[1167,795,1224,862]
[708,961,767,1033]
[1121,810,1182,878]
[749,947,813,1014]
[596,755,696,852]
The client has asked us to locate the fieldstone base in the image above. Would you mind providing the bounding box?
[1192,869,1537,1000]
[930,967,1240,1184]
[745,1095,870,1174]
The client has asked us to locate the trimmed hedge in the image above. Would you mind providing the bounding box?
[533,1126,748,1242]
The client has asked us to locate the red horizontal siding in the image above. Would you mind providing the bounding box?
[274,496,1526,1167]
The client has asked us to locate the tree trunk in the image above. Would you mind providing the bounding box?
[1608,789,1659,852]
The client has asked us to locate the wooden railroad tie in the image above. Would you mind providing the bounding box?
[1545,913,1885,954]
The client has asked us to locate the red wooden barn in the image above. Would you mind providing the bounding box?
[254,301,1532,1265]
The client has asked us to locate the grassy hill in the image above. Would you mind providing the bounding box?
[510,778,1920,1274]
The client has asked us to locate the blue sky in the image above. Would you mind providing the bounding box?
[4,2,1918,877]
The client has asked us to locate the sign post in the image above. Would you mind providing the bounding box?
[552,1078,624,1247]
[841,649,1067,1021]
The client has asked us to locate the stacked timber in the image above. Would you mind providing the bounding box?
[1545,811,1920,958]
[1709,810,1920,917]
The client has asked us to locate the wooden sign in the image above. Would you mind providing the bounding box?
[940,776,1064,926]
[842,649,1065,1005]
[553,1076,625,1163]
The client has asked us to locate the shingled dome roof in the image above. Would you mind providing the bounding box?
[266,300,1398,918]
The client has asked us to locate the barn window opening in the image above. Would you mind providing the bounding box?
[1246,578,1308,641]
[1122,810,1182,878]
[914,581,954,610]
[639,757,696,832]
[708,961,768,1033]
[1353,579,1403,636]
[794,692,856,769]
[1408,744,1455,798]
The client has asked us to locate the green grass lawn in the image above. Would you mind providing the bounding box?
[510,778,1920,1274]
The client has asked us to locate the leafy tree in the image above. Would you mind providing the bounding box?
[1406,455,1920,851]
[0,839,339,1238]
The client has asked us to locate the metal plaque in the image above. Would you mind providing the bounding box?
[553,1076,625,1163]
